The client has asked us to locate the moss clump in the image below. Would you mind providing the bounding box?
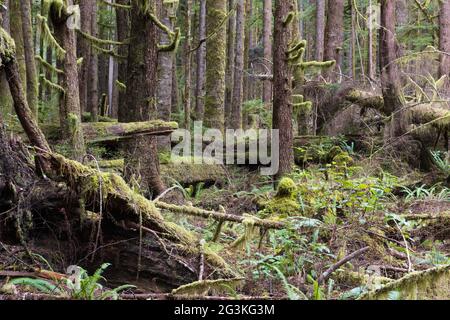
[259,178,301,219]
[0,27,16,66]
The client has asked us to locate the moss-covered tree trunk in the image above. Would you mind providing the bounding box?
[0,27,50,151]
[0,5,13,115]
[205,0,227,131]
[273,0,294,179]
[230,0,245,129]
[184,0,193,130]
[120,0,166,197]
[20,0,38,119]
[50,0,86,159]
[9,0,26,91]
[194,0,207,121]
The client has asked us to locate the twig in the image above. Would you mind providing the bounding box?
[317,246,370,285]
[393,220,413,273]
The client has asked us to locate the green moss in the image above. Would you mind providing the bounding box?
[0,27,16,65]
[259,178,301,219]
[359,265,450,300]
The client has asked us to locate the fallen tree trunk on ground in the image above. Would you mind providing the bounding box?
[154,201,285,230]
[358,264,450,300]
[82,120,178,144]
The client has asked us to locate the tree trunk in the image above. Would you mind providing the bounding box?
[243,0,253,102]
[315,0,325,62]
[20,0,38,119]
[194,0,207,121]
[273,0,294,179]
[9,0,26,91]
[379,0,403,138]
[88,1,99,122]
[439,0,450,95]
[156,2,174,123]
[225,0,236,128]
[78,0,93,114]
[262,0,272,105]
[0,6,12,114]
[367,0,376,80]
[230,0,245,129]
[51,0,86,159]
[116,0,130,122]
[323,0,344,81]
[205,0,227,131]
[184,0,193,129]
[0,27,50,151]
[121,1,166,197]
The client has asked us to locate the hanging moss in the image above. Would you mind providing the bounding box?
[39,74,65,94]
[36,14,66,59]
[35,55,64,75]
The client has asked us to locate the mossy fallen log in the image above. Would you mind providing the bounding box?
[37,151,237,286]
[82,120,179,144]
[358,265,450,300]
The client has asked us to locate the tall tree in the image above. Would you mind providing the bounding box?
[315,0,325,62]
[273,0,294,178]
[9,0,26,91]
[225,0,236,127]
[194,0,207,121]
[323,0,344,81]
[230,0,245,129]
[157,0,175,123]
[204,0,227,131]
[88,1,99,122]
[0,4,12,114]
[439,0,450,94]
[367,0,376,80]
[379,0,403,136]
[78,0,92,114]
[20,0,38,118]
[184,0,193,129]
[116,0,130,121]
[48,0,86,159]
[120,0,166,197]
[262,0,272,105]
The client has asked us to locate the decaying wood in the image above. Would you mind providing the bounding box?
[82,120,178,144]
[154,201,285,230]
[317,246,370,285]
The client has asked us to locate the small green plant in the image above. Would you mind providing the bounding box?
[430,151,450,177]
[5,263,135,300]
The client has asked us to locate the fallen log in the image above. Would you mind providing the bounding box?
[154,201,285,230]
[35,151,238,289]
[82,120,178,144]
[358,264,450,300]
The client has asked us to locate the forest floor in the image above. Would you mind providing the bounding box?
[1,133,450,300]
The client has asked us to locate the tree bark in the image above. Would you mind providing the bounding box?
[225,0,236,128]
[205,0,227,131]
[262,0,272,105]
[78,0,92,114]
[88,1,99,122]
[230,0,245,129]
[323,0,344,81]
[116,0,130,122]
[315,0,325,62]
[20,0,38,119]
[194,0,207,121]
[50,0,86,159]
[184,0,193,129]
[273,0,294,179]
[121,0,166,197]
[439,0,450,95]
[9,0,26,90]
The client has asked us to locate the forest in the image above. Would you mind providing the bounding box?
[0,0,449,302]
